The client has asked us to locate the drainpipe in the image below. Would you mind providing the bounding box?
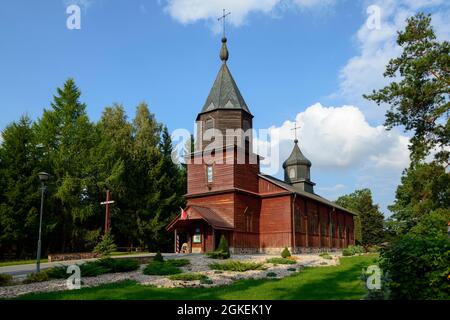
[291,193,297,253]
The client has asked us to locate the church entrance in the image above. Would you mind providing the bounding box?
[175,229,190,253]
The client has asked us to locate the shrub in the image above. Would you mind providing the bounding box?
[143,261,182,275]
[380,234,450,300]
[207,235,230,259]
[45,258,139,280]
[367,245,380,253]
[319,252,332,260]
[281,247,291,258]
[209,260,265,272]
[168,273,208,281]
[217,235,230,255]
[206,251,230,259]
[45,266,68,279]
[23,271,49,284]
[0,274,13,287]
[154,251,164,262]
[97,258,140,273]
[342,248,353,256]
[166,259,190,267]
[200,278,214,285]
[79,261,110,277]
[93,232,117,256]
[342,245,365,256]
[287,268,296,272]
[266,257,296,265]
[266,272,277,278]
[352,245,365,254]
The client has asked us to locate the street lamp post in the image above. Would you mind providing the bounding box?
[36,172,49,273]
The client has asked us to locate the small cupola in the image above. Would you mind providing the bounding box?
[283,139,315,193]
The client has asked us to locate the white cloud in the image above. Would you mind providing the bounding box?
[63,0,92,10]
[256,102,410,214]
[162,0,336,32]
[336,0,450,121]
[258,103,410,171]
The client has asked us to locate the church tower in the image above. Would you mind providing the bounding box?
[195,37,254,151]
[283,138,315,193]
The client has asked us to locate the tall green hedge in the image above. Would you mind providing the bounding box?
[380,234,450,299]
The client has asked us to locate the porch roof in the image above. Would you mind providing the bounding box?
[166,205,234,231]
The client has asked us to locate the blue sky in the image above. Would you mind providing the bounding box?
[1,0,449,215]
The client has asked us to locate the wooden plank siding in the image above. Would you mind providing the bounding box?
[181,146,355,252]
[259,195,292,249]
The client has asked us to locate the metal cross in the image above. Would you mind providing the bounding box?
[218,9,231,38]
[291,122,301,141]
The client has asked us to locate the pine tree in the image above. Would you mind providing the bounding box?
[364,13,450,166]
[336,189,385,245]
[36,78,96,252]
[0,116,41,258]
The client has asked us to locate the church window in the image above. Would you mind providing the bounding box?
[244,207,253,232]
[320,218,326,235]
[294,205,301,232]
[206,165,213,183]
[205,117,214,131]
[289,168,296,179]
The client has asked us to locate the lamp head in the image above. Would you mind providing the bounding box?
[38,172,50,182]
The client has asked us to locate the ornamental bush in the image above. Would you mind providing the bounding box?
[206,235,230,259]
[23,271,49,284]
[154,251,164,262]
[380,234,450,299]
[93,232,117,256]
[168,273,208,281]
[0,274,13,287]
[281,247,291,258]
[266,257,296,265]
[97,258,139,273]
[319,252,332,260]
[143,261,182,275]
[166,259,190,267]
[209,260,265,272]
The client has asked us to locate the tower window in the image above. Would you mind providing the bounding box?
[289,168,296,179]
[206,165,213,183]
[205,117,214,131]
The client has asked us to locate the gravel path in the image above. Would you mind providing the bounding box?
[0,253,340,299]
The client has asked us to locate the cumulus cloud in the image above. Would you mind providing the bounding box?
[162,0,336,32]
[336,0,450,121]
[255,102,410,213]
[258,103,410,172]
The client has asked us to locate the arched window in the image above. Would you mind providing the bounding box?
[289,167,296,179]
[204,117,214,131]
[206,165,213,184]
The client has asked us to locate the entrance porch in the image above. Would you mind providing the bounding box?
[166,205,233,254]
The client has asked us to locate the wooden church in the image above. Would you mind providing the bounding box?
[167,37,356,254]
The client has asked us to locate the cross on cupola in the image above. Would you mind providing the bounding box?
[291,122,301,144]
[218,9,231,39]
[218,9,231,63]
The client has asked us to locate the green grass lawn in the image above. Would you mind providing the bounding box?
[0,259,48,267]
[18,254,379,300]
